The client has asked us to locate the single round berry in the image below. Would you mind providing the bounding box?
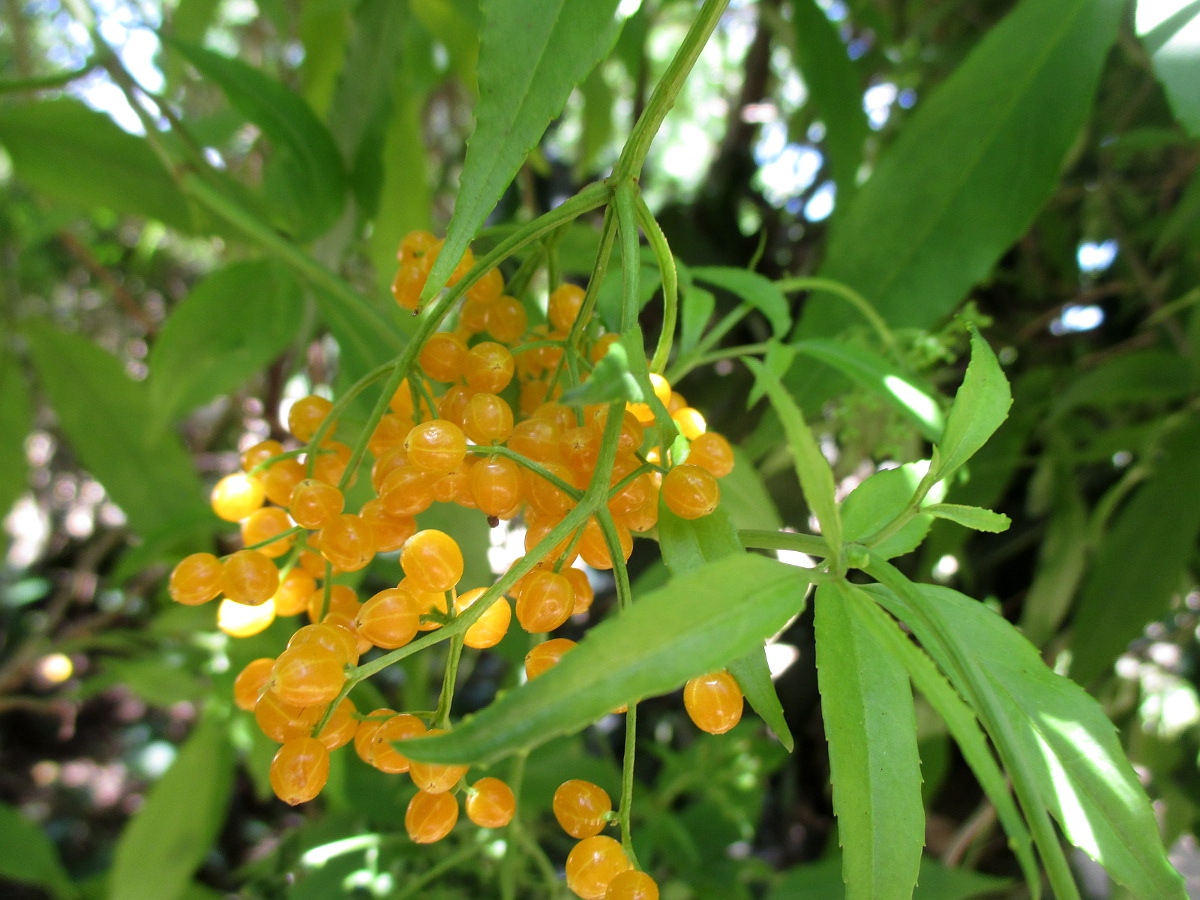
[221,550,279,606]
[683,670,743,734]
[241,439,283,473]
[466,266,504,305]
[455,588,511,649]
[525,462,577,516]
[356,587,420,649]
[359,499,417,553]
[288,620,360,665]
[406,790,458,844]
[553,780,612,839]
[319,514,376,572]
[368,413,407,456]
[466,777,515,828]
[408,728,469,794]
[401,530,464,593]
[563,567,594,615]
[686,432,734,478]
[218,595,276,637]
[262,458,306,507]
[419,331,469,383]
[305,584,362,627]
[671,406,707,440]
[354,710,427,773]
[398,229,439,264]
[661,464,720,520]
[566,835,631,900]
[462,393,515,445]
[169,552,223,606]
[485,294,527,344]
[548,283,585,332]
[271,569,316,616]
[469,455,523,517]
[379,465,437,517]
[525,638,577,680]
[515,570,574,633]
[463,341,515,393]
[211,472,265,522]
[577,517,632,571]
[288,395,335,443]
[290,479,344,530]
[269,737,329,805]
[509,417,562,463]
[405,419,468,474]
[254,688,321,743]
[605,870,659,900]
[241,506,295,558]
[233,658,275,711]
[315,697,358,751]
[270,644,345,708]
[392,263,426,310]
[311,440,353,486]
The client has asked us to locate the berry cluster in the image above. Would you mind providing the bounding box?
[167,231,743,896]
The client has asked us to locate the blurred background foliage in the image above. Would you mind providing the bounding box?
[0,0,1198,897]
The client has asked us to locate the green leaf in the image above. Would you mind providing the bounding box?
[746,358,842,552]
[108,717,234,900]
[422,0,622,300]
[866,568,1187,899]
[1137,0,1200,137]
[679,281,715,356]
[168,39,347,239]
[0,349,31,516]
[0,801,77,899]
[690,267,790,339]
[1070,415,1200,684]
[561,336,643,407]
[921,503,1011,533]
[25,322,210,543]
[1050,349,1195,417]
[790,339,944,441]
[815,582,923,900]
[0,99,192,230]
[843,585,1040,896]
[410,0,481,94]
[798,0,1122,335]
[931,327,1012,483]
[840,464,933,559]
[310,286,406,389]
[148,261,304,427]
[1018,488,1088,647]
[768,854,1014,900]
[657,502,796,751]
[718,447,783,532]
[401,555,811,765]
[787,0,869,205]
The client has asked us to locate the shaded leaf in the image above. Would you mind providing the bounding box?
[922,503,1011,533]
[25,322,210,543]
[691,267,790,338]
[0,801,77,899]
[769,854,1013,900]
[1071,415,1200,684]
[1050,349,1195,417]
[423,0,622,300]
[1137,0,1200,137]
[402,555,812,765]
[815,582,923,900]
[932,328,1012,482]
[0,99,192,230]
[561,335,643,406]
[718,447,784,532]
[798,0,1122,335]
[169,39,347,239]
[0,349,31,516]
[108,717,234,900]
[149,261,304,427]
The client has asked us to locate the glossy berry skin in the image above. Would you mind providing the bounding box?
[466,777,515,828]
[262,458,305,507]
[378,465,437,517]
[548,283,585,332]
[553,780,612,839]
[686,431,735,478]
[406,790,458,844]
[515,570,574,633]
[233,658,275,711]
[401,530,464,593]
[661,464,720,520]
[288,620,360,665]
[290,479,344,530]
[525,638,577,680]
[288,395,335,442]
[221,550,279,606]
[311,440,353,486]
[405,419,468,473]
[270,644,345,708]
[577,517,632,571]
[671,406,707,440]
[408,728,469,794]
[306,584,362,626]
[605,870,659,900]
[463,342,515,393]
[211,472,265,522]
[355,587,419,649]
[319,514,376,572]
[241,439,283,473]
[270,736,329,805]
[254,688,321,743]
[564,567,594,615]
[218,595,276,637]
[462,393,515,445]
[419,331,468,383]
[566,835,631,900]
[272,569,316,616]
[486,294,527,344]
[359,499,416,553]
[168,552,223,606]
[508,417,562,463]
[683,670,743,734]
[455,588,511,649]
[240,507,295,559]
[354,711,426,773]
[316,697,358,751]
[469,455,522,517]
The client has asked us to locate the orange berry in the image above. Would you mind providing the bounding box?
[406,790,458,844]
[509,417,562,463]
[289,478,344,530]
[683,670,743,734]
[525,638,577,680]
[262,458,306,507]
[356,587,420,649]
[405,419,468,474]
[221,550,279,606]
[241,439,283,473]
[605,870,659,900]
[469,455,523,517]
[486,294,528,345]
[687,432,734,478]
[577,517,632,571]
[218,595,276,637]
[168,552,223,606]
[254,688,321,743]
[466,266,504,305]
[288,620,360,665]
[241,506,295,558]
[455,587,511,649]
[305,583,361,626]
[315,696,357,751]
[671,407,706,440]
[661,464,720,520]
[564,567,593,615]
[408,728,469,794]
[355,711,426,773]
[466,777,515,828]
[549,283,586,332]
[270,644,345,707]
[401,530,463,593]
[462,393,515,445]
[553,780,612,839]
[392,262,426,310]
[233,658,275,711]
[566,835,631,900]
[463,341,514,393]
[269,736,329,805]
[419,331,469,383]
[359,500,417,553]
[288,395,335,443]
[310,440,354,486]
[211,472,265,522]
[271,569,316,616]
[367,413,407,457]
[319,514,376,572]
[379,464,437,517]
[515,570,574,633]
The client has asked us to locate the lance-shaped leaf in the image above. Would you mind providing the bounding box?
[422,0,622,301]
[931,327,1012,483]
[1137,0,1200,137]
[865,567,1187,899]
[0,802,77,899]
[815,582,923,900]
[402,555,811,765]
[921,503,1011,533]
[690,267,791,338]
[797,0,1122,335]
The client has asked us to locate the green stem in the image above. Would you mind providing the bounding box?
[776,277,899,359]
[671,341,772,380]
[619,702,641,866]
[0,60,96,92]
[469,445,583,502]
[235,525,303,555]
[738,529,831,558]
[640,194,679,373]
[614,0,732,181]
[615,180,641,333]
[433,630,465,730]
